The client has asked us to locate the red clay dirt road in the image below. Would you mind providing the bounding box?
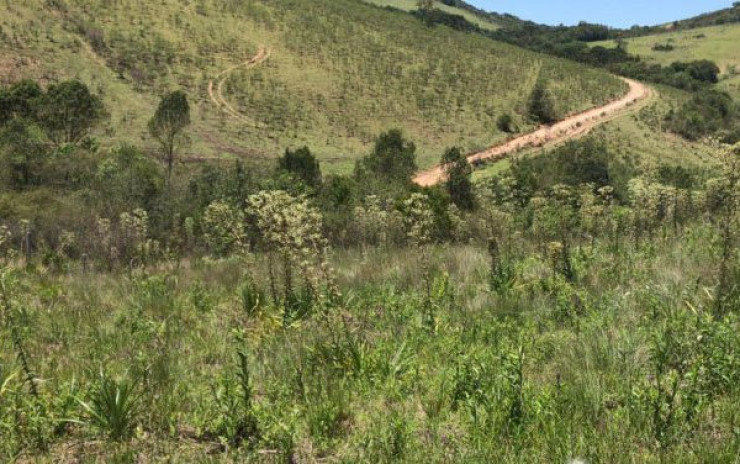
[413,77,654,187]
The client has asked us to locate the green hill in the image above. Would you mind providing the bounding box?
[666,2,740,30]
[0,0,626,172]
[593,24,740,98]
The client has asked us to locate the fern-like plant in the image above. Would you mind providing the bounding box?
[77,370,140,441]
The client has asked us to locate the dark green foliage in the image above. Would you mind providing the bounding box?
[277,146,322,188]
[662,2,740,30]
[319,175,357,244]
[657,165,698,190]
[670,60,721,84]
[186,160,255,213]
[417,187,458,241]
[509,138,618,198]
[0,120,48,189]
[34,80,105,145]
[358,129,417,182]
[0,80,42,125]
[479,15,724,92]
[412,7,480,32]
[148,90,190,179]
[95,145,164,213]
[442,147,474,211]
[497,113,516,133]
[666,89,737,141]
[652,43,675,52]
[527,80,557,125]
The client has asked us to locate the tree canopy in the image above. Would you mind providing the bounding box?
[527,79,557,125]
[148,90,190,179]
[277,146,322,188]
[34,80,105,145]
[358,129,417,183]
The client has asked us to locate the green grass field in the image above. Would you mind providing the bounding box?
[0,0,627,173]
[592,24,740,99]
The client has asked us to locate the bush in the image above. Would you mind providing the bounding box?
[277,146,322,189]
[666,89,736,141]
[497,113,516,133]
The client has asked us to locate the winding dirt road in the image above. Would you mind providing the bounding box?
[414,77,654,187]
[208,46,271,127]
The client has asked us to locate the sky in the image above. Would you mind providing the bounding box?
[466,0,734,28]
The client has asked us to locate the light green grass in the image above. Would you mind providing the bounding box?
[3,222,740,461]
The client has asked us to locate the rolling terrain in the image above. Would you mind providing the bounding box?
[4,1,740,463]
[0,0,629,172]
[594,24,740,98]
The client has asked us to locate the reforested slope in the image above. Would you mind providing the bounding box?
[0,0,627,170]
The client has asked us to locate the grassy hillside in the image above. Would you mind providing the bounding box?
[0,0,627,172]
[362,0,501,31]
[667,2,740,30]
[474,83,727,187]
[593,24,740,98]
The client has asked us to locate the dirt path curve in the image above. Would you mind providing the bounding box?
[414,77,654,187]
[208,46,271,126]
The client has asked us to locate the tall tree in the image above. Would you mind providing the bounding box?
[35,80,105,145]
[527,79,557,125]
[416,0,436,25]
[148,90,190,180]
[0,119,48,189]
[442,147,474,211]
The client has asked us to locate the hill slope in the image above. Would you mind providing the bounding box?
[593,24,740,98]
[666,2,740,30]
[0,0,627,172]
[363,0,502,31]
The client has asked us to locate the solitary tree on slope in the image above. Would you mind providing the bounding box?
[149,90,190,181]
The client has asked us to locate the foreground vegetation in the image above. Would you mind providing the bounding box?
[2,78,740,460]
[1,140,739,461]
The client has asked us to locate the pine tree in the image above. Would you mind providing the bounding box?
[442,147,475,211]
[527,79,557,125]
